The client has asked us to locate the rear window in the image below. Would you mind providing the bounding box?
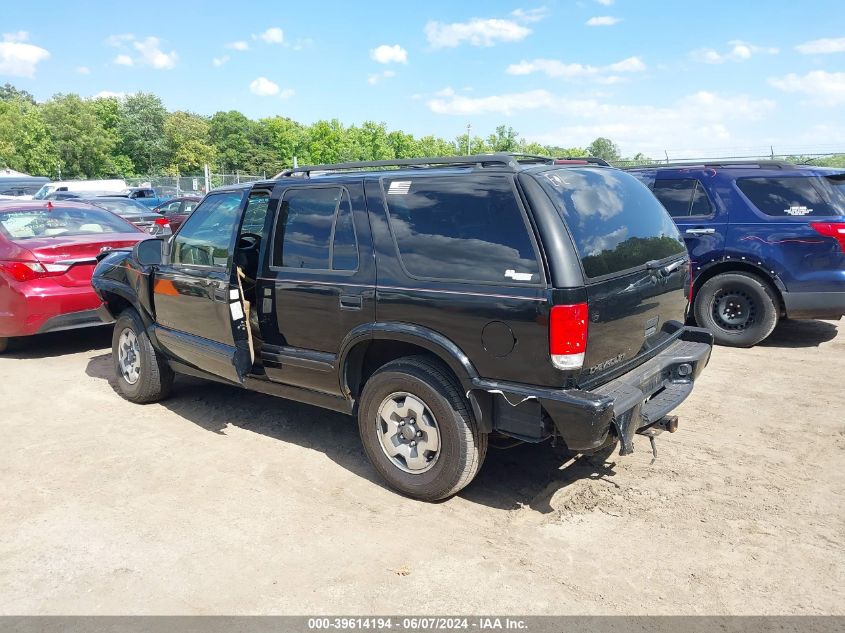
[736,176,845,217]
[0,206,136,239]
[382,174,540,284]
[539,168,686,279]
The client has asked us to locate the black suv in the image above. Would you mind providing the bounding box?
[92,154,713,501]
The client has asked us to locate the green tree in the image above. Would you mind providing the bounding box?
[118,92,169,174]
[164,111,216,173]
[263,116,309,167]
[487,125,520,152]
[209,110,256,172]
[0,98,59,176]
[386,130,419,158]
[306,119,356,164]
[586,137,621,162]
[41,94,115,178]
[349,121,393,161]
[0,83,35,105]
[416,135,457,157]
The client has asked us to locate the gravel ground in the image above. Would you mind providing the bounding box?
[1,319,843,615]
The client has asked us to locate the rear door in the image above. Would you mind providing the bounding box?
[255,180,375,395]
[536,167,689,387]
[651,174,726,271]
[151,188,253,383]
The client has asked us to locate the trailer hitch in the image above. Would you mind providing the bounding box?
[637,415,679,459]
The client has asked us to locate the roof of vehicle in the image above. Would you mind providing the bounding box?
[626,161,845,177]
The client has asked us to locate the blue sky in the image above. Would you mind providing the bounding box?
[2,0,844,158]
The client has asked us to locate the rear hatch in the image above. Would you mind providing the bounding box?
[536,167,689,387]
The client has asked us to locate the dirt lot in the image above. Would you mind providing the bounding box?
[1,320,843,615]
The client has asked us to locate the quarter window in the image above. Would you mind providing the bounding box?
[172,190,245,267]
[736,177,845,217]
[273,187,359,271]
[382,175,540,284]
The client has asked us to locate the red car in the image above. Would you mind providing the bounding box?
[153,196,201,231]
[0,201,146,352]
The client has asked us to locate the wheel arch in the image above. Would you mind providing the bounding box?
[691,260,785,316]
[338,323,485,424]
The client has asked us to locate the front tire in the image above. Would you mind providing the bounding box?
[358,356,487,501]
[694,272,779,347]
[112,309,174,403]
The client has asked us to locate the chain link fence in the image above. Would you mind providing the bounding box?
[125,171,267,198]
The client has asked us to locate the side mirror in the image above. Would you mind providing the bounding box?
[134,238,165,266]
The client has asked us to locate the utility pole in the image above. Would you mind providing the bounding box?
[466,123,472,155]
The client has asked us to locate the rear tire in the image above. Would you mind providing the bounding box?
[358,356,487,501]
[694,272,779,347]
[112,309,174,404]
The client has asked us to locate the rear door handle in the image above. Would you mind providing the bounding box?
[339,295,363,310]
[685,228,716,235]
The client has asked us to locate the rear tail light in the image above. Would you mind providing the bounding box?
[151,217,171,234]
[810,222,845,251]
[549,303,588,370]
[0,260,71,282]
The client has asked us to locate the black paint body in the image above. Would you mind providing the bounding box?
[93,162,713,453]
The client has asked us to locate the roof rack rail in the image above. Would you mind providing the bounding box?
[554,156,610,167]
[625,159,796,170]
[274,153,528,178]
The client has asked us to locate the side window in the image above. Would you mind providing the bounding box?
[182,201,198,214]
[382,175,540,284]
[736,177,844,217]
[690,181,714,216]
[161,201,180,212]
[331,191,358,271]
[652,179,696,217]
[172,190,245,267]
[274,187,340,270]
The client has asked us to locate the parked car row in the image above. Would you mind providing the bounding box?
[2,153,843,501]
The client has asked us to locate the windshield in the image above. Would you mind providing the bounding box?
[0,206,137,239]
[87,198,149,215]
[32,185,55,200]
[538,167,686,279]
[736,175,845,217]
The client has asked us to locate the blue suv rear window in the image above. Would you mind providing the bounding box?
[539,168,686,279]
[736,176,845,217]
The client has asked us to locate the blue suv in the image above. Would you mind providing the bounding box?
[628,162,845,346]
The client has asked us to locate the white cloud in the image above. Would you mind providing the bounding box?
[769,70,845,106]
[691,40,778,64]
[212,55,230,67]
[795,37,845,55]
[595,0,614,5]
[105,33,134,47]
[427,88,775,154]
[227,40,249,51]
[76,66,90,74]
[132,36,177,69]
[93,90,126,100]
[506,55,645,81]
[278,88,295,99]
[510,7,550,23]
[370,44,408,64]
[367,69,396,85]
[249,76,280,96]
[254,27,284,44]
[113,54,133,66]
[586,16,621,26]
[0,31,49,78]
[425,18,531,48]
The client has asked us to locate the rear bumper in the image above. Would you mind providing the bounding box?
[472,327,713,455]
[0,279,102,337]
[782,290,845,320]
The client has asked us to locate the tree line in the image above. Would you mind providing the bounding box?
[0,83,631,179]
